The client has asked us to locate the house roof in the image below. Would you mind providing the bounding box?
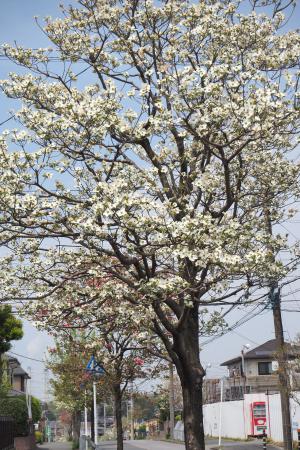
[220,339,300,367]
[13,366,30,379]
[6,355,30,378]
[8,356,20,369]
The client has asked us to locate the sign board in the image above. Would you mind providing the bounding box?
[271,361,279,371]
[86,356,105,375]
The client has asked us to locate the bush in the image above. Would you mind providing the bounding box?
[0,396,28,436]
[0,394,42,436]
[72,440,79,449]
[31,397,42,423]
[35,431,43,444]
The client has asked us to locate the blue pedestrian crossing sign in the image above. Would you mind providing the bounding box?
[86,355,105,375]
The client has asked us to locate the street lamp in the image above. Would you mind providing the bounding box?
[241,344,250,377]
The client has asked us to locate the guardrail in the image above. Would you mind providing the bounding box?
[0,416,15,450]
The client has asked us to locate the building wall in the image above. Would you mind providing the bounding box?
[175,392,300,443]
[203,392,300,442]
[245,360,259,377]
[12,376,22,392]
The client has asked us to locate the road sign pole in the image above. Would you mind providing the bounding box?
[84,389,88,450]
[93,381,98,445]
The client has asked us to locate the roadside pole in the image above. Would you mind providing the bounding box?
[169,362,175,439]
[270,283,292,450]
[265,211,293,450]
[84,390,88,450]
[86,355,105,447]
[218,378,224,448]
[93,381,98,445]
[130,384,134,440]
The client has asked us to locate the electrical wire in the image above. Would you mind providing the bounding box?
[8,351,45,363]
[200,301,269,347]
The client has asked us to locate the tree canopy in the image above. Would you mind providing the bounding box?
[0,305,23,355]
[0,1,299,449]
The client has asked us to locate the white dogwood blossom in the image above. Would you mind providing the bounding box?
[0,1,299,449]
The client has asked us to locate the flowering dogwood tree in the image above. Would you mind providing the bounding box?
[25,268,160,450]
[47,341,94,443]
[48,325,155,450]
[0,0,300,448]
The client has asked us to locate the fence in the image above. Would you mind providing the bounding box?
[0,416,15,450]
[203,392,300,442]
[174,392,300,443]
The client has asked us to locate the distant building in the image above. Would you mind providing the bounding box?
[203,339,300,404]
[219,339,300,400]
[4,355,30,396]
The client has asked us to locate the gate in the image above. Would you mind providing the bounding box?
[0,416,15,450]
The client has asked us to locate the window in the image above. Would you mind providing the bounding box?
[258,361,272,375]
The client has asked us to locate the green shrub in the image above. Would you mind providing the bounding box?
[0,394,42,436]
[31,397,42,423]
[35,431,43,444]
[0,396,28,436]
[72,439,79,449]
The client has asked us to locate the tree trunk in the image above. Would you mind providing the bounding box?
[72,410,81,443]
[113,384,124,450]
[181,377,205,450]
[0,353,4,387]
[172,307,205,450]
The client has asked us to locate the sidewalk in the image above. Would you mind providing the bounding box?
[37,442,72,450]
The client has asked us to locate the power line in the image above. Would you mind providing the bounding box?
[8,351,45,363]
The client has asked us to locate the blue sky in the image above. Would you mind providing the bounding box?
[0,1,66,400]
[1,0,300,399]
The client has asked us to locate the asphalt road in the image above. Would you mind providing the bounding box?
[91,439,281,450]
[38,439,281,450]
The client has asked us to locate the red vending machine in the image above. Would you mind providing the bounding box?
[250,402,267,435]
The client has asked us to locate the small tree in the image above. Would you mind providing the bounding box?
[0,306,23,385]
[48,322,155,450]
[47,341,94,444]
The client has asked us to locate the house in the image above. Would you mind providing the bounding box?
[219,339,300,400]
[5,355,30,396]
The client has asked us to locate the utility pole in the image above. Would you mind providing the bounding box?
[270,284,292,450]
[265,211,292,450]
[130,383,134,440]
[169,362,175,440]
